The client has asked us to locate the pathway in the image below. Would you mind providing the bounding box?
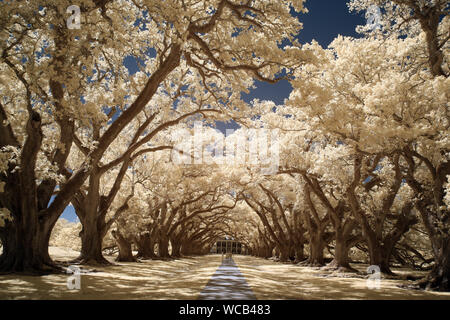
[197,257,256,300]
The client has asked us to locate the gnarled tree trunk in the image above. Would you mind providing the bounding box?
[418,231,450,291]
[158,234,171,259]
[366,235,392,275]
[307,233,325,266]
[170,239,182,258]
[327,233,352,271]
[0,215,59,274]
[277,244,293,262]
[326,220,360,272]
[76,218,110,265]
[181,241,192,256]
[136,233,156,259]
[294,244,305,263]
[112,230,135,262]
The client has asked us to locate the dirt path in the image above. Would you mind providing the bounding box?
[1,249,450,299]
[197,258,256,300]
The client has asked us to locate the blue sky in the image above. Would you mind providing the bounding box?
[241,0,366,104]
[60,0,366,222]
[217,0,365,131]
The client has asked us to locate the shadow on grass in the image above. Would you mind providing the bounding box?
[0,254,222,300]
[233,255,450,300]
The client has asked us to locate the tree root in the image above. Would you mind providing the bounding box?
[322,265,359,273]
[415,274,450,292]
[70,255,114,266]
[0,258,66,276]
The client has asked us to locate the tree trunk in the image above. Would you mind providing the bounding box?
[1,225,45,273]
[366,234,392,275]
[420,237,450,291]
[171,240,182,258]
[294,244,305,263]
[37,217,61,266]
[0,208,60,274]
[277,245,290,262]
[0,111,62,274]
[273,247,280,259]
[266,243,275,258]
[413,194,450,291]
[72,169,111,265]
[181,241,192,256]
[74,216,110,265]
[112,230,135,262]
[364,208,417,276]
[158,235,170,259]
[136,233,156,259]
[258,246,266,258]
[307,234,325,266]
[326,233,354,271]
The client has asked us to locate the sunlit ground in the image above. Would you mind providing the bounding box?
[0,247,449,300]
[0,247,222,299]
[233,255,450,300]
